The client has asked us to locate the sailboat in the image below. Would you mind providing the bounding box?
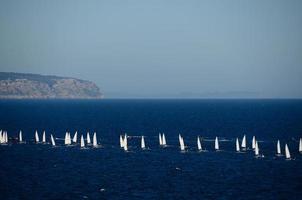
[2,131,8,143]
[35,130,39,143]
[179,134,185,151]
[252,136,256,149]
[236,138,240,152]
[215,136,219,151]
[64,132,69,145]
[50,134,56,146]
[255,141,259,157]
[241,135,246,150]
[19,130,23,143]
[159,133,163,146]
[299,138,302,153]
[123,134,128,151]
[197,136,202,151]
[72,131,78,143]
[120,135,124,148]
[42,131,46,143]
[162,133,167,146]
[285,144,291,160]
[93,132,98,147]
[141,136,146,149]
[87,132,91,144]
[80,135,85,148]
[276,140,282,156]
[0,130,2,143]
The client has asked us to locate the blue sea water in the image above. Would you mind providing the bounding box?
[0,99,302,199]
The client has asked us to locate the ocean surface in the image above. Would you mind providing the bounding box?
[0,99,302,199]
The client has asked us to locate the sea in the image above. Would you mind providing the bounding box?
[0,99,302,199]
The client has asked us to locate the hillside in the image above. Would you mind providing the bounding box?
[0,72,103,99]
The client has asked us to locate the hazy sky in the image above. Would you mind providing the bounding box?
[0,0,301,98]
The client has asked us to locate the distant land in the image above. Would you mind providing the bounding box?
[0,72,103,99]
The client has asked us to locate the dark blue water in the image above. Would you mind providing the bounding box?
[1,99,302,199]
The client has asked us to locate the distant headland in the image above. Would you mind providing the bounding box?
[0,72,103,99]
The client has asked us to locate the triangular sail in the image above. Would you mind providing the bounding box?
[236,138,240,152]
[255,141,259,156]
[141,136,145,149]
[3,131,8,143]
[64,132,68,145]
[159,133,163,145]
[0,130,2,143]
[19,130,22,142]
[285,144,291,159]
[241,135,246,148]
[68,132,72,144]
[277,140,281,154]
[215,137,219,150]
[197,136,202,150]
[87,132,91,144]
[50,134,56,146]
[42,131,46,143]
[162,133,166,145]
[123,134,128,151]
[252,136,256,149]
[93,132,97,147]
[179,134,185,151]
[35,130,39,143]
[120,135,124,148]
[73,131,77,143]
[299,138,302,153]
[80,135,85,148]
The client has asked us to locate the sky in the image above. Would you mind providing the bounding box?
[0,0,302,98]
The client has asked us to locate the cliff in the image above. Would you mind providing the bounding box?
[0,72,103,99]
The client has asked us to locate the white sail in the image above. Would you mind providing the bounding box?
[0,131,3,143]
[73,131,78,143]
[87,132,91,144]
[35,130,39,143]
[285,144,291,159]
[80,135,85,148]
[162,133,166,145]
[123,134,128,151]
[42,131,46,143]
[197,136,202,150]
[50,134,56,146]
[0,130,2,143]
[159,133,163,145]
[4,131,8,143]
[277,140,281,155]
[19,130,23,142]
[241,135,246,149]
[141,136,145,149]
[299,138,302,153]
[120,135,124,148]
[255,141,259,156]
[252,136,256,149]
[64,132,68,145]
[215,136,219,150]
[93,132,97,147]
[179,134,185,151]
[236,138,240,152]
[68,132,71,144]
